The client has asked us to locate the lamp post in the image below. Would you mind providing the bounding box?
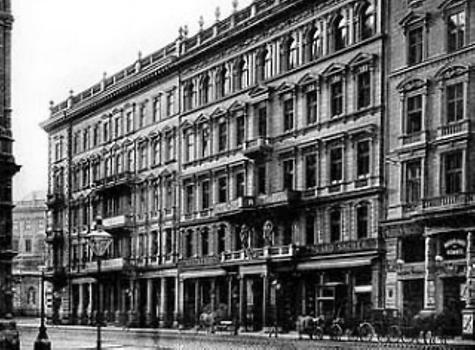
[86,217,113,350]
[34,266,51,350]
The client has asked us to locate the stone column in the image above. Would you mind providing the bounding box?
[127,279,139,327]
[262,274,269,331]
[176,278,184,329]
[462,231,475,339]
[77,283,84,324]
[423,234,436,312]
[238,275,246,332]
[159,278,168,328]
[116,280,124,325]
[145,279,154,327]
[227,276,233,319]
[194,280,200,325]
[210,278,217,312]
[87,283,93,324]
[109,284,115,323]
[173,277,180,328]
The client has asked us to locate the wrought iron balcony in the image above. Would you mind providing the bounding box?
[256,190,301,207]
[93,171,135,191]
[83,257,135,273]
[243,137,272,159]
[102,213,133,230]
[221,244,296,263]
[304,238,383,256]
[214,196,255,216]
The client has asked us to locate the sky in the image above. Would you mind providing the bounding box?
[11,0,252,201]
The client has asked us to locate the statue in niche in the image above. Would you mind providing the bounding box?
[263,220,275,247]
[240,224,255,259]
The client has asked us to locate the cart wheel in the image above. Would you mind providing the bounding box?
[314,326,324,340]
[387,325,402,343]
[330,324,342,341]
[358,323,374,342]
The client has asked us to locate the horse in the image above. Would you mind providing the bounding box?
[296,315,319,340]
[198,303,228,333]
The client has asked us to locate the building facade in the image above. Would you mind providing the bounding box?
[12,191,48,316]
[42,0,385,332]
[384,0,475,338]
[0,0,20,320]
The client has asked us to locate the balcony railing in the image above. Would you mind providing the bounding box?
[93,171,135,190]
[257,190,301,207]
[83,257,134,273]
[214,196,255,216]
[102,213,133,230]
[221,244,296,262]
[422,193,475,211]
[243,137,272,159]
[178,255,220,267]
[305,238,382,256]
[400,131,427,146]
[437,119,469,139]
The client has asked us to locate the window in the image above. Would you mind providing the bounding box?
[283,98,294,132]
[306,212,315,245]
[184,82,194,111]
[406,95,422,134]
[115,153,123,174]
[199,75,210,105]
[237,58,249,90]
[408,27,423,65]
[165,133,174,162]
[166,91,175,116]
[258,165,266,195]
[357,70,371,109]
[356,204,369,239]
[216,66,230,99]
[165,229,172,255]
[257,103,267,137]
[305,154,317,189]
[114,118,121,138]
[218,177,227,203]
[201,180,210,210]
[201,228,209,256]
[282,36,298,71]
[152,141,160,166]
[405,160,421,203]
[235,172,245,198]
[73,133,79,154]
[27,287,36,305]
[185,184,194,214]
[217,225,226,253]
[218,120,227,152]
[139,104,146,128]
[236,116,245,147]
[152,186,160,211]
[93,124,100,146]
[444,151,463,194]
[153,96,161,122]
[306,27,322,61]
[330,147,343,183]
[200,125,210,157]
[357,140,370,177]
[447,10,465,52]
[330,208,341,242]
[138,144,147,170]
[306,90,318,124]
[164,179,173,208]
[264,49,272,79]
[83,129,89,151]
[25,239,32,253]
[103,121,110,143]
[126,111,133,133]
[360,2,375,40]
[283,159,294,190]
[185,231,193,258]
[184,130,194,163]
[334,15,348,51]
[447,82,464,123]
[330,79,343,116]
[127,150,134,172]
[401,236,425,263]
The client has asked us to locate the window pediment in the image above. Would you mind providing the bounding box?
[397,77,428,93]
[399,11,429,29]
[228,100,246,112]
[276,82,295,95]
[435,64,469,81]
[349,53,376,71]
[322,63,347,80]
[297,73,319,87]
[180,120,193,131]
[249,84,272,98]
[210,107,226,119]
[438,0,466,11]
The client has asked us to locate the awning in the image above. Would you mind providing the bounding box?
[297,255,376,271]
[180,268,227,280]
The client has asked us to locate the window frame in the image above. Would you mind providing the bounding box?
[442,150,464,195]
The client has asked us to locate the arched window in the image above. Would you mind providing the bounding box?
[216,66,230,98]
[306,27,322,62]
[360,2,375,40]
[199,75,210,105]
[264,48,272,80]
[334,14,348,51]
[288,36,298,69]
[184,81,194,111]
[236,58,249,90]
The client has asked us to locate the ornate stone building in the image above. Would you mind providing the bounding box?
[0,0,20,320]
[12,191,48,316]
[42,0,385,331]
[383,0,475,338]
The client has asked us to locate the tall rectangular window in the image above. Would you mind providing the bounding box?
[201,181,210,210]
[165,180,173,208]
[153,96,161,122]
[185,184,194,214]
[330,147,343,182]
[305,154,317,189]
[283,98,294,132]
[126,111,133,133]
[357,70,371,109]
[405,160,421,203]
[357,140,370,177]
[257,103,267,137]
[218,121,227,152]
[166,91,174,116]
[330,209,341,243]
[218,177,227,203]
[283,159,294,190]
[139,104,146,128]
[103,121,109,143]
[235,172,245,198]
[114,118,121,138]
[444,151,463,194]
[305,213,315,245]
[406,95,422,134]
[184,130,193,163]
[408,27,423,65]
[165,133,174,162]
[330,80,343,116]
[356,204,369,239]
[306,90,318,124]
[236,116,245,147]
[448,11,465,52]
[447,83,464,123]
[201,126,210,157]
[258,165,266,195]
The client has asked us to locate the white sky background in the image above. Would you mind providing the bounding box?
[12,0,252,200]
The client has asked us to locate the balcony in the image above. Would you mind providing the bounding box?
[214,196,255,216]
[93,171,135,191]
[436,120,469,140]
[102,214,133,230]
[256,190,301,208]
[46,192,65,207]
[221,244,296,263]
[399,131,427,147]
[243,137,272,159]
[422,193,475,212]
[304,238,383,257]
[84,257,134,273]
[178,255,220,268]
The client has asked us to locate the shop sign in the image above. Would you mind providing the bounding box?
[443,238,466,258]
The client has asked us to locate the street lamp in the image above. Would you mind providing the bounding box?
[34,265,51,350]
[86,217,113,350]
